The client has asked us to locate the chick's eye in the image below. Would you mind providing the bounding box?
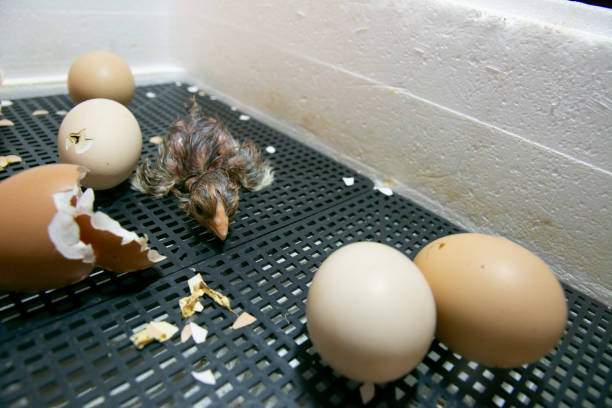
[194,205,203,215]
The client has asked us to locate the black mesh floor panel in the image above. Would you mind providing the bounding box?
[1,83,610,407]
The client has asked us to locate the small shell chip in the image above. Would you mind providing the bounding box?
[0,119,15,127]
[147,321,179,341]
[342,177,354,186]
[360,382,375,404]
[205,286,233,312]
[32,109,49,116]
[0,155,22,170]
[374,180,394,196]
[232,312,257,329]
[239,114,250,121]
[179,294,204,318]
[130,321,179,349]
[187,273,234,313]
[130,329,154,349]
[192,369,216,385]
[181,322,208,344]
[149,136,163,144]
[188,273,206,297]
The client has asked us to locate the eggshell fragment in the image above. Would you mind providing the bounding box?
[232,312,257,329]
[147,321,179,341]
[179,294,204,318]
[181,322,208,344]
[130,321,178,349]
[192,369,216,385]
[359,383,375,404]
[0,164,165,292]
[414,233,568,367]
[188,273,233,312]
[342,177,354,186]
[0,155,22,170]
[0,164,95,291]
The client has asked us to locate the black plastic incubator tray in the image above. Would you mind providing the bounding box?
[0,83,610,408]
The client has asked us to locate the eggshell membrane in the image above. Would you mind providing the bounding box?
[75,212,164,272]
[68,50,135,106]
[58,98,142,190]
[414,233,567,368]
[306,241,436,383]
[0,164,95,291]
[0,164,165,292]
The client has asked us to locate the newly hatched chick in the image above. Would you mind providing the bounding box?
[131,97,274,240]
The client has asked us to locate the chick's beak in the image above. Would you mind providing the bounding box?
[209,203,229,240]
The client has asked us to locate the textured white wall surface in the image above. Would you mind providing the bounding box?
[0,0,183,94]
[176,0,612,304]
[0,0,610,304]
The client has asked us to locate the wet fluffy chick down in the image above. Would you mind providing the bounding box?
[131,98,274,240]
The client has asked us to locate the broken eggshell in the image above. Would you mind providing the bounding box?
[0,164,165,292]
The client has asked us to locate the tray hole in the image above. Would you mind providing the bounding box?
[229,395,246,408]
[84,395,106,408]
[236,368,254,383]
[249,381,266,397]
[216,382,233,398]
[461,394,476,407]
[145,382,166,399]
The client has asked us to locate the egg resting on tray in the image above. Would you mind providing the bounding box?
[131,97,274,240]
[0,164,165,292]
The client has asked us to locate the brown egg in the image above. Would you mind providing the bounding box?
[68,50,135,105]
[306,242,436,383]
[0,164,165,292]
[0,164,95,291]
[57,98,142,190]
[414,233,567,367]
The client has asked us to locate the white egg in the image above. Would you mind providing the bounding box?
[306,241,436,383]
[57,98,142,190]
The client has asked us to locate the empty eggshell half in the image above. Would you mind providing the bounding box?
[0,164,165,292]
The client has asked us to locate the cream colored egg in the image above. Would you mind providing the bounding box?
[306,241,436,383]
[68,50,135,105]
[414,233,567,368]
[58,98,142,190]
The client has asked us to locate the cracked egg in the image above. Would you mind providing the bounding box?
[58,98,142,190]
[0,164,165,292]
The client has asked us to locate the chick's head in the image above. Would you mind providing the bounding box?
[180,169,240,240]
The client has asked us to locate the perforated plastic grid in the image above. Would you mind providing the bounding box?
[0,83,372,334]
[1,84,610,407]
